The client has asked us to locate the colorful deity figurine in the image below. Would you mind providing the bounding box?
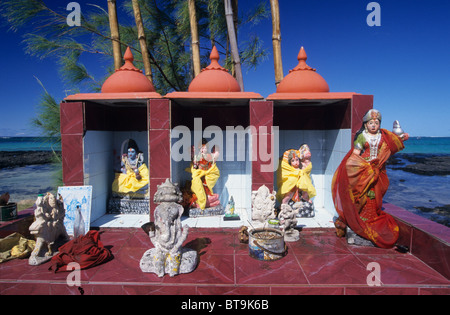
[276,145,316,206]
[112,139,149,198]
[186,138,221,211]
[332,109,409,249]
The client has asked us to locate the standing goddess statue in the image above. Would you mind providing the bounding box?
[332,109,409,248]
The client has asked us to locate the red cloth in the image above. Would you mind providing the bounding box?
[49,230,112,272]
[331,129,404,248]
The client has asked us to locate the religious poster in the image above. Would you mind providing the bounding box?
[57,185,93,236]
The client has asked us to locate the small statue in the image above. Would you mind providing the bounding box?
[140,179,198,277]
[279,203,299,242]
[186,138,221,211]
[276,145,316,208]
[28,193,70,265]
[112,139,149,198]
[251,185,276,225]
[0,192,10,206]
[238,226,249,244]
[332,109,409,248]
[224,196,240,221]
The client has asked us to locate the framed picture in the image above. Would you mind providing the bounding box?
[57,185,92,236]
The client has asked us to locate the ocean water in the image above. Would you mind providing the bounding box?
[0,137,61,201]
[0,136,60,152]
[401,136,450,154]
[0,136,449,226]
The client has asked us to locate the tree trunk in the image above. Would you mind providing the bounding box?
[131,0,153,83]
[188,0,201,77]
[107,0,122,70]
[224,0,244,91]
[270,0,283,87]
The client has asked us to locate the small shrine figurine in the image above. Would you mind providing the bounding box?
[28,193,70,265]
[276,145,316,207]
[140,179,197,277]
[112,139,149,198]
[224,196,240,221]
[251,185,277,225]
[186,138,222,214]
[279,203,299,242]
[332,109,409,248]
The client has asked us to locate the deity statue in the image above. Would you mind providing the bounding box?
[279,203,299,242]
[186,138,221,211]
[332,109,409,248]
[28,193,70,265]
[112,139,149,198]
[140,179,197,277]
[251,185,277,224]
[276,145,316,205]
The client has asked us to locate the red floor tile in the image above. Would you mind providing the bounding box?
[295,253,370,285]
[1,227,449,295]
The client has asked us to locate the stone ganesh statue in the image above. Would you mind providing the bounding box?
[279,204,299,242]
[251,185,277,225]
[28,193,70,265]
[140,179,198,277]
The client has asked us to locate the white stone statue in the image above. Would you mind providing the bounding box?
[251,185,277,225]
[279,203,300,242]
[140,179,198,277]
[28,192,70,265]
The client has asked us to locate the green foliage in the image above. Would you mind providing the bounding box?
[30,77,61,141]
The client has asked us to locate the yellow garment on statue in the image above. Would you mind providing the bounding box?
[188,163,220,210]
[112,164,149,193]
[276,160,316,203]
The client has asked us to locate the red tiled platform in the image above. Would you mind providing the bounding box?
[1,227,449,295]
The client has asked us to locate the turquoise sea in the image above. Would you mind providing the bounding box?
[0,136,449,226]
[0,136,61,152]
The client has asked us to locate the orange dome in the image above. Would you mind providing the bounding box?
[276,47,329,93]
[101,47,156,93]
[188,46,241,92]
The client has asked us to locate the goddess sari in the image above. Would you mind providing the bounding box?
[331,129,405,248]
[276,150,317,203]
[187,162,220,210]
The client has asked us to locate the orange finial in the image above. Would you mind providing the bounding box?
[291,46,315,72]
[124,47,134,62]
[209,45,222,69]
[298,46,307,62]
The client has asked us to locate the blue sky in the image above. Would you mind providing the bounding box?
[1,0,449,137]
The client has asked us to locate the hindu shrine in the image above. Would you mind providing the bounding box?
[59,43,376,229]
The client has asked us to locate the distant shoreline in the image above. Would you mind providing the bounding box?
[389,153,450,176]
[0,150,61,169]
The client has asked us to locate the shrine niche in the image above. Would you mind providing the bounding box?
[267,46,374,222]
[61,47,166,223]
[166,46,264,222]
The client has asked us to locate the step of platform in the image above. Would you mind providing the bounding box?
[91,207,335,229]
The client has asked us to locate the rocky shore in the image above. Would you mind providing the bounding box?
[0,151,61,169]
[413,205,450,227]
[389,154,450,176]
